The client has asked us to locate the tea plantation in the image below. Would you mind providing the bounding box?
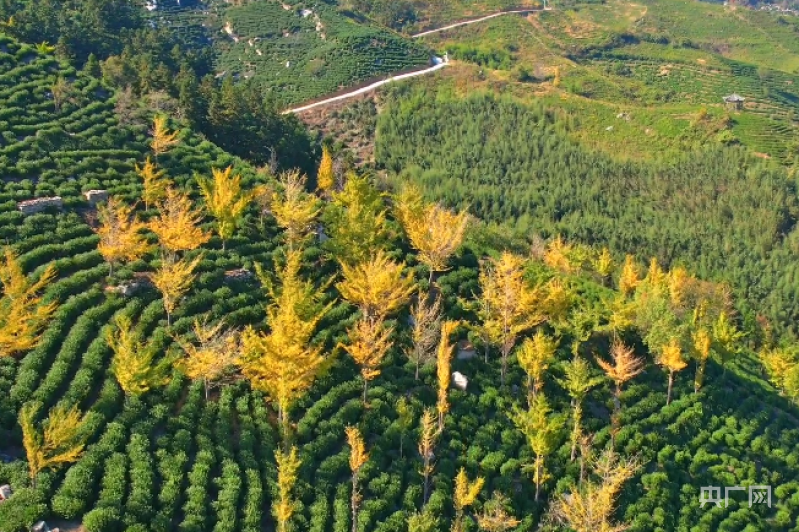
[2,31,799,532]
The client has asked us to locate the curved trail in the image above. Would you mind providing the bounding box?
[283,7,548,114]
[410,8,545,38]
[282,60,449,115]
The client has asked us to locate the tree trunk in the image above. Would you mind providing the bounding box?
[694,358,707,393]
[428,268,434,288]
[534,458,542,502]
[351,476,359,532]
[570,400,580,462]
[204,378,209,401]
[422,466,430,506]
[166,310,172,327]
[362,378,368,405]
[222,238,226,252]
[415,358,420,381]
[500,346,509,387]
[666,371,674,405]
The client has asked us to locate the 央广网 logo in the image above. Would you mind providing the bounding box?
[700,485,771,508]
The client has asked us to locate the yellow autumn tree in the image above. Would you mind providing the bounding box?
[597,341,644,447]
[96,197,151,276]
[150,115,179,159]
[395,185,468,285]
[107,314,172,396]
[418,408,438,507]
[150,254,201,326]
[436,320,458,431]
[337,251,415,320]
[174,318,241,399]
[197,166,253,250]
[346,426,369,532]
[19,402,88,485]
[593,247,615,286]
[270,170,321,250]
[149,188,211,255]
[135,157,170,210]
[556,355,604,461]
[317,145,336,195]
[0,248,58,357]
[475,252,548,385]
[517,331,557,400]
[658,337,687,405]
[550,448,640,532]
[406,290,442,380]
[513,394,563,501]
[618,254,640,297]
[760,348,797,395]
[476,492,520,532]
[452,468,485,532]
[323,173,390,265]
[692,326,712,393]
[341,315,393,403]
[274,446,301,532]
[240,250,332,439]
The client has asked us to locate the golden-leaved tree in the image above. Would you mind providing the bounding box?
[197,166,253,250]
[0,248,58,357]
[270,170,321,250]
[394,185,468,286]
[107,314,172,396]
[406,290,442,380]
[175,318,241,399]
[476,492,520,532]
[317,145,336,195]
[346,426,369,532]
[274,446,301,532]
[418,408,438,507]
[341,314,394,403]
[550,448,640,532]
[135,157,170,210]
[597,341,644,447]
[760,347,797,396]
[240,250,333,440]
[517,331,557,401]
[474,252,559,385]
[513,394,563,502]
[337,250,415,321]
[20,402,88,485]
[618,254,640,297]
[452,468,485,532]
[323,172,390,265]
[96,197,151,276]
[149,254,202,326]
[658,337,687,405]
[436,320,458,431]
[150,115,179,160]
[557,355,604,461]
[149,188,211,255]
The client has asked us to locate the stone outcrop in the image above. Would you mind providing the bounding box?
[17,197,63,215]
[83,189,109,204]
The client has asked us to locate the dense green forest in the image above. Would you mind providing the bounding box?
[375,86,799,340]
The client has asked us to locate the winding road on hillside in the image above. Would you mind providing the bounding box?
[282,7,548,114]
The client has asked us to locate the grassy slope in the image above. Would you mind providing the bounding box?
[150,0,431,107]
[411,0,799,164]
[2,32,799,532]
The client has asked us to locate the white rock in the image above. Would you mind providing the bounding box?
[452,371,468,391]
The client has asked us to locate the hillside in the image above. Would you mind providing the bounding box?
[2,29,799,532]
[148,0,432,107]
